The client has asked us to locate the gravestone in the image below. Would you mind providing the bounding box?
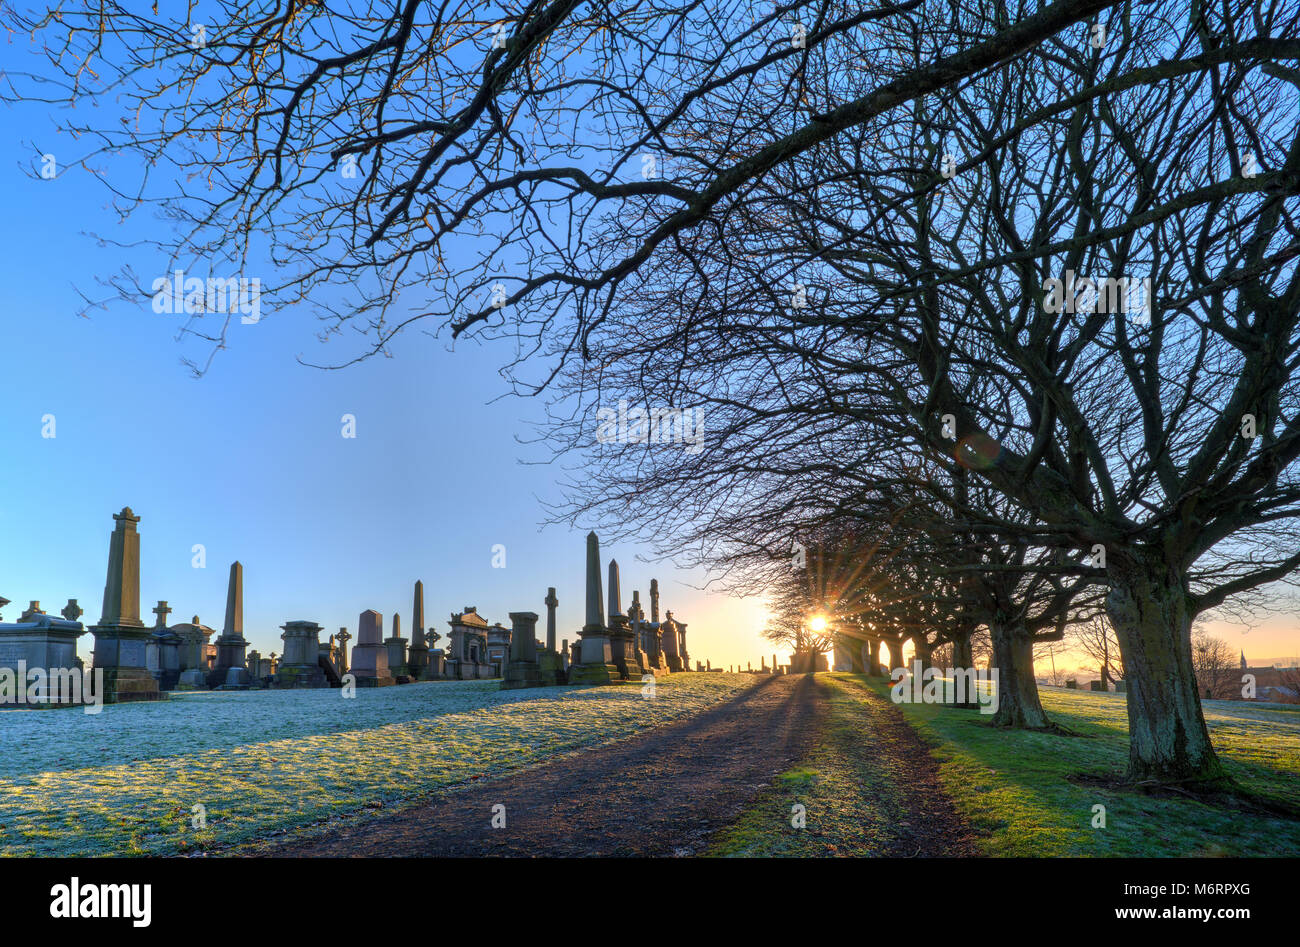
[174,615,214,689]
[89,508,163,702]
[568,532,620,685]
[406,581,430,678]
[335,627,352,675]
[1089,680,1107,692]
[0,604,87,703]
[384,612,410,679]
[660,611,683,672]
[501,611,544,689]
[350,610,394,686]
[537,587,565,685]
[209,562,251,689]
[606,559,645,680]
[278,620,328,687]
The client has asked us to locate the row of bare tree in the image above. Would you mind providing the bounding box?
[6,0,1299,786]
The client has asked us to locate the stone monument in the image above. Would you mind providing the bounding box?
[350,610,393,686]
[385,612,410,680]
[569,532,621,685]
[406,581,430,679]
[278,620,328,687]
[606,559,645,680]
[501,611,544,689]
[209,561,251,689]
[89,507,163,702]
[537,586,565,685]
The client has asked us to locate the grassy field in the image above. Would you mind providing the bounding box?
[710,674,1300,857]
[0,673,749,856]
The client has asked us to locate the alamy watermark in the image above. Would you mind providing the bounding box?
[596,399,705,454]
[889,661,999,714]
[1042,271,1151,324]
[0,663,104,714]
[151,270,262,324]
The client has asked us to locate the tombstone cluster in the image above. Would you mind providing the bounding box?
[0,510,726,703]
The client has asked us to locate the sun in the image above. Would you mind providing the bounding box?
[808,614,828,634]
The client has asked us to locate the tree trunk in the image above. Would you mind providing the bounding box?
[949,625,979,709]
[1106,555,1227,786]
[863,638,882,675]
[951,627,973,670]
[885,639,904,672]
[912,636,932,672]
[989,619,1052,729]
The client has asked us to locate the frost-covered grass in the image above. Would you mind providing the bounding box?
[0,674,749,856]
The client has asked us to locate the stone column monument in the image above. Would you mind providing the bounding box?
[569,531,619,685]
[385,612,410,679]
[209,561,251,688]
[406,580,429,678]
[606,559,644,679]
[278,620,327,687]
[350,610,393,686]
[501,611,544,689]
[89,507,162,702]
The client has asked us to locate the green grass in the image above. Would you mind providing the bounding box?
[876,676,1300,856]
[709,674,1300,857]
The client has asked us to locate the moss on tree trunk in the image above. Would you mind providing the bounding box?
[1105,555,1227,786]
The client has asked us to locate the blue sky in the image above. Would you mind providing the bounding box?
[0,102,771,670]
[1,20,1292,676]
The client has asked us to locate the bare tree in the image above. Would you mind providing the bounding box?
[7,0,1300,789]
[1069,615,1125,688]
[1191,629,1239,700]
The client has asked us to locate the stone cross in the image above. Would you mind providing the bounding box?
[335,629,351,671]
[153,600,172,629]
[544,587,558,652]
[61,599,84,623]
[21,601,44,621]
[650,578,660,623]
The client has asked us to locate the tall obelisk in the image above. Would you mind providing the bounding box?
[407,580,430,678]
[607,559,644,679]
[569,531,618,685]
[210,561,251,688]
[89,507,161,702]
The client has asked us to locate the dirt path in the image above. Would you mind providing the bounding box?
[260,674,971,857]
